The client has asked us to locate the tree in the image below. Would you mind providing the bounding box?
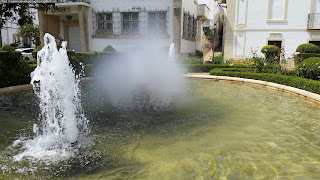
[18,23,40,47]
[0,3,56,29]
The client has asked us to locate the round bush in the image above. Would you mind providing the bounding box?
[296,43,320,53]
[297,57,320,80]
[261,45,280,63]
[0,44,15,51]
[102,45,117,53]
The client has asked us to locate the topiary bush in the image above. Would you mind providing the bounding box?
[296,43,320,54]
[296,57,320,80]
[102,45,117,53]
[261,45,280,64]
[0,44,15,51]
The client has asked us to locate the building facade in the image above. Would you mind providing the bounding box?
[38,0,218,56]
[1,8,39,48]
[223,0,320,60]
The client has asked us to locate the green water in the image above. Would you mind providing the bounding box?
[1,79,320,179]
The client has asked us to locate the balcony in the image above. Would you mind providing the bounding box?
[197,4,210,20]
[308,13,320,30]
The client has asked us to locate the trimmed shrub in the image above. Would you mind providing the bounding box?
[102,45,117,53]
[213,55,224,64]
[185,64,250,73]
[209,68,320,95]
[0,44,15,51]
[261,45,280,64]
[296,43,320,54]
[180,56,203,64]
[293,53,320,64]
[296,57,320,80]
[0,51,32,87]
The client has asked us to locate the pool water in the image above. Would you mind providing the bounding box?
[1,79,320,179]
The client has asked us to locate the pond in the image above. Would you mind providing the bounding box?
[0,79,320,179]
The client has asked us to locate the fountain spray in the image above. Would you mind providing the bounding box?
[12,33,89,161]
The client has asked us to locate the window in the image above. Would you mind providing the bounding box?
[268,40,282,48]
[148,11,167,34]
[122,12,139,33]
[267,0,288,22]
[183,12,188,36]
[183,11,197,39]
[309,41,320,47]
[23,37,30,47]
[97,13,113,32]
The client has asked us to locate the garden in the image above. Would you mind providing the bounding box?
[1,43,320,95]
[183,43,320,95]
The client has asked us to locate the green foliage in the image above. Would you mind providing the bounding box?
[0,51,32,87]
[102,45,117,53]
[209,68,320,95]
[252,57,264,73]
[0,44,15,51]
[294,53,320,64]
[18,23,40,46]
[296,43,320,54]
[261,45,280,64]
[296,57,320,80]
[180,56,203,64]
[213,55,224,64]
[0,3,56,29]
[195,50,203,58]
[68,51,112,76]
[185,64,250,73]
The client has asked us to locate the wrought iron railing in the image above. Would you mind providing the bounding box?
[308,13,320,29]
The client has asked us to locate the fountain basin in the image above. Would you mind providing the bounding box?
[0,79,320,179]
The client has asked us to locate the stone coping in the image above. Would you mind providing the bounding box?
[1,76,319,103]
[185,74,320,103]
[0,78,93,95]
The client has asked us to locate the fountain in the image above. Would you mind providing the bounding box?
[94,41,184,112]
[1,35,320,179]
[11,33,89,161]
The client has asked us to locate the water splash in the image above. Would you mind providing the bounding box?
[95,41,184,112]
[168,43,175,62]
[12,33,89,161]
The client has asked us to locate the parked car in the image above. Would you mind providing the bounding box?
[15,48,35,61]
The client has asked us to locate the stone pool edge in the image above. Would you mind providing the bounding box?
[0,77,93,95]
[185,73,320,103]
[1,75,319,103]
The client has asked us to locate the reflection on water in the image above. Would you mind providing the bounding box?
[1,79,320,179]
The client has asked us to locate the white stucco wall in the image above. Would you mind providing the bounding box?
[229,0,317,59]
[89,0,173,52]
[180,0,197,54]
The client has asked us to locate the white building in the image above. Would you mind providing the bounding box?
[38,0,218,56]
[1,8,39,48]
[223,0,320,60]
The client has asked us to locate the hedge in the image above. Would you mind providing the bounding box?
[185,64,251,73]
[296,43,320,54]
[0,51,32,87]
[209,68,320,95]
[294,53,320,64]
